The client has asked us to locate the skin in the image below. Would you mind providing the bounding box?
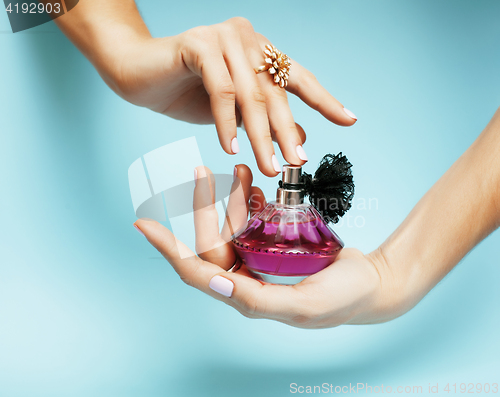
[54,0,357,177]
[135,107,500,329]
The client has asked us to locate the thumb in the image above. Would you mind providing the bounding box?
[134,218,221,294]
[207,270,304,321]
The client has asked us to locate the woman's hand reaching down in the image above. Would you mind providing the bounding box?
[55,1,357,176]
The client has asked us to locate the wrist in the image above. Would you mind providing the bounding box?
[104,36,182,108]
[366,244,426,321]
[96,33,154,98]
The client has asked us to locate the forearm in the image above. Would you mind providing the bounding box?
[378,108,500,314]
[54,0,151,85]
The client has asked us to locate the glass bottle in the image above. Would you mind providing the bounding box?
[232,165,343,285]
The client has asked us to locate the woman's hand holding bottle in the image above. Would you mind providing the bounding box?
[134,165,387,328]
[134,108,500,328]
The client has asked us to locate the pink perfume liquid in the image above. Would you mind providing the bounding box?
[232,202,343,285]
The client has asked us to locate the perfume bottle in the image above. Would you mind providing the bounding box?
[232,154,354,285]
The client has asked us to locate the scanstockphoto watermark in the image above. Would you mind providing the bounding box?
[332,197,378,229]
[290,383,423,394]
[248,195,379,230]
[290,382,499,394]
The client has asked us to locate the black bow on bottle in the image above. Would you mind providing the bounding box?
[301,153,355,224]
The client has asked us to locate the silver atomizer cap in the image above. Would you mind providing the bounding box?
[276,165,305,205]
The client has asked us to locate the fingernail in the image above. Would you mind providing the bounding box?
[296,145,308,161]
[134,224,145,237]
[271,154,281,173]
[233,166,238,182]
[231,137,240,154]
[209,275,234,297]
[194,168,198,185]
[343,107,357,120]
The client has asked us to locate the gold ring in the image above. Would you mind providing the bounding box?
[253,44,291,88]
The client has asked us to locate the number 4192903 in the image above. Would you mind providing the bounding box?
[5,3,62,14]
[444,383,498,393]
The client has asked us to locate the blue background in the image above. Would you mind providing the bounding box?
[1,0,499,396]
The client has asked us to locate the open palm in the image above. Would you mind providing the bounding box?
[135,164,397,329]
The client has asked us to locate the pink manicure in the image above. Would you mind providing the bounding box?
[233,166,238,182]
[231,137,240,154]
[343,107,357,120]
[134,224,145,237]
[209,275,234,297]
[296,145,308,161]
